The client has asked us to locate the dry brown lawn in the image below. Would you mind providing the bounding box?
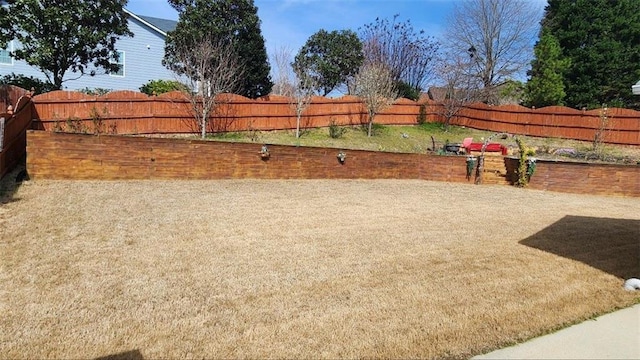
[1,178,638,359]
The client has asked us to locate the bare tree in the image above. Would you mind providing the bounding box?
[359,15,440,94]
[270,46,316,138]
[290,72,316,139]
[169,37,243,139]
[436,55,482,131]
[270,46,295,97]
[352,62,398,137]
[444,0,540,103]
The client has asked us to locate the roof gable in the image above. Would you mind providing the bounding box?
[124,9,177,37]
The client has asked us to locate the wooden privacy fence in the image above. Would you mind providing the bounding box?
[30,90,421,134]
[30,90,640,145]
[0,93,33,178]
[0,85,31,113]
[455,103,640,145]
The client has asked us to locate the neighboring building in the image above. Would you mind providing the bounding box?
[425,87,448,102]
[426,81,523,105]
[0,9,177,92]
[426,86,477,103]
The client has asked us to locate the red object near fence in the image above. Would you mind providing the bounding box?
[465,142,507,155]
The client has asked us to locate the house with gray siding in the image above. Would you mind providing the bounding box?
[0,9,177,92]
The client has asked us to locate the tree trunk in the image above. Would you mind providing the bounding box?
[367,113,375,137]
[201,109,207,139]
[53,70,63,90]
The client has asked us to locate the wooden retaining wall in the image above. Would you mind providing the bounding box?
[504,158,640,197]
[26,131,472,183]
[27,131,640,197]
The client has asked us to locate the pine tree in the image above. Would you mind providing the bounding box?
[524,27,569,108]
[165,0,272,98]
[544,0,640,109]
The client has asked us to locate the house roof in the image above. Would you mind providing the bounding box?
[124,9,177,37]
[137,15,177,34]
[427,83,522,105]
[427,87,448,102]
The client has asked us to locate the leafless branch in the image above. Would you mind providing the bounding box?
[352,61,398,137]
[360,15,439,91]
[290,71,316,138]
[270,46,296,97]
[269,46,316,138]
[170,37,244,138]
[435,55,483,130]
[444,0,540,101]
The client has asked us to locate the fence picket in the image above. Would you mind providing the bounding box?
[20,90,640,146]
[0,117,4,150]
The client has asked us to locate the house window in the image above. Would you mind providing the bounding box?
[0,41,13,65]
[110,50,125,76]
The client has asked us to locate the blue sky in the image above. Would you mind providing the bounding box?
[126,0,546,58]
[126,0,546,87]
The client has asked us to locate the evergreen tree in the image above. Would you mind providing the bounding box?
[544,0,640,109]
[293,29,363,96]
[0,5,10,44]
[165,0,272,98]
[524,27,569,108]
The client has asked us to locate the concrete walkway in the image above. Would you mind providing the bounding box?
[473,304,640,359]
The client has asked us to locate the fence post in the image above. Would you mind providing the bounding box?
[0,117,5,150]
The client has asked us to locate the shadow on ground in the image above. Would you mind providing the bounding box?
[520,215,640,279]
[94,349,144,360]
[0,160,27,205]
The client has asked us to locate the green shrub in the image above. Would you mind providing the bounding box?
[364,123,387,136]
[515,137,536,187]
[65,117,88,134]
[396,80,420,101]
[328,119,347,138]
[139,79,186,95]
[0,73,56,94]
[52,120,64,132]
[89,106,110,134]
[78,87,112,96]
